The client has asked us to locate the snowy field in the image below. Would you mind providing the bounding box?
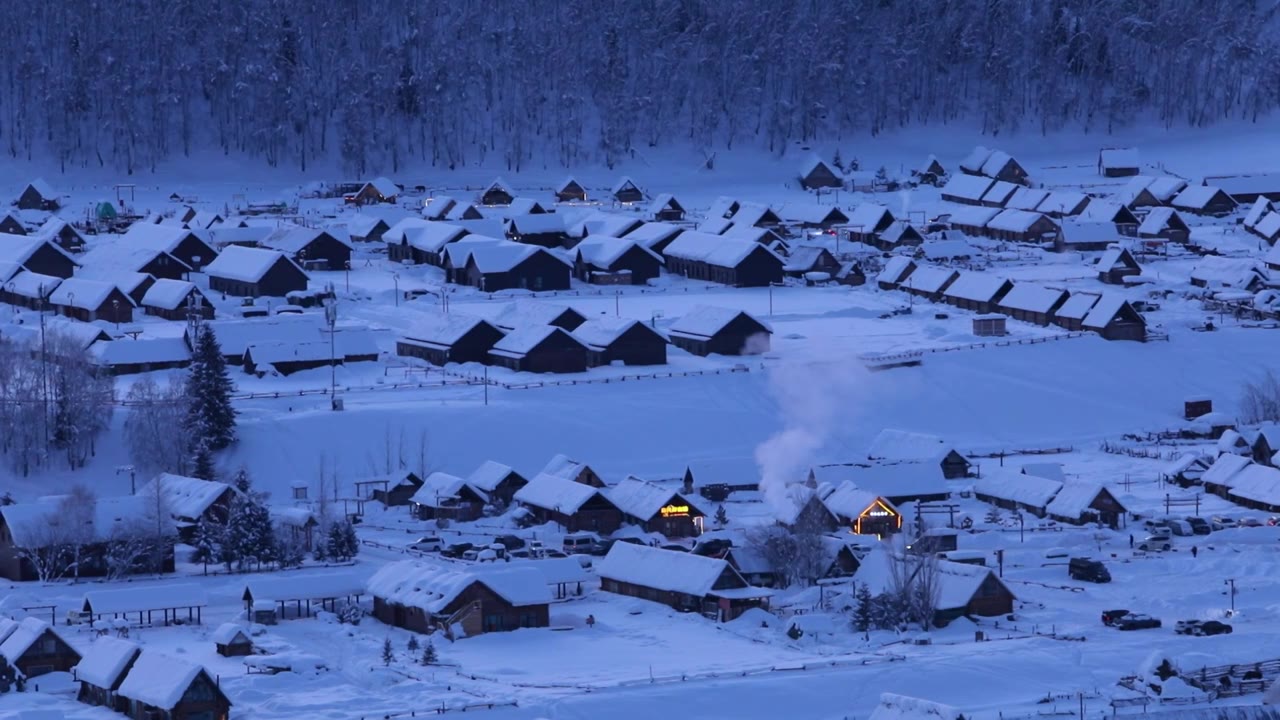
[5,125,1280,720]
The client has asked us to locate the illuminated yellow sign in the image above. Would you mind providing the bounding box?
[660,504,690,518]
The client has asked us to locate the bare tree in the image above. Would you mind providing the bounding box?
[746,526,829,588]
[14,507,76,582]
[58,485,97,582]
[104,520,156,580]
[1241,369,1280,424]
[123,377,190,474]
[46,334,113,470]
[885,539,942,631]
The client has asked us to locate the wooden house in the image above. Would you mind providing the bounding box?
[396,315,505,366]
[661,231,783,287]
[974,468,1061,517]
[1055,220,1120,253]
[466,461,528,507]
[16,179,60,210]
[1098,148,1140,177]
[78,244,188,281]
[370,561,551,636]
[514,472,622,533]
[1096,247,1142,284]
[1204,174,1280,204]
[117,651,231,720]
[898,265,959,302]
[489,326,588,373]
[0,496,169,582]
[1136,207,1190,243]
[360,471,424,506]
[778,203,849,229]
[940,175,995,206]
[573,237,663,284]
[835,261,867,286]
[350,177,399,204]
[846,204,895,243]
[211,624,253,657]
[121,223,218,271]
[996,283,1068,326]
[667,305,771,357]
[608,476,705,537]
[204,246,309,297]
[819,482,903,536]
[555,177,588,203]
[0,235,78,278]
[506,214,570,248]
[916,155,946,185]
[875,221,925,250]
[135,474,238,536]
[945,206,1000,237]
[597,543,770,621]
[961,147,1027,184]
[984,210,1060,243]
[1170,186,1238,217]
[942,271,1008,311]
[342,214,390,243]
[492,300,586,332]
[782,247,840,278]
[386,222,467,265]
[1081,295,1147,342]
[1052,293,1099,332]
[1006,187,1050,212]
[876,256,916,290]
[410,472,490,521]
[1045,484,1128,528]
[90,336,191,378]
[0,213,26,235]
[1079,201,1141,235]
[649,193,686,222]
[959,146,995,176]
[799,155,844,190]
[0,617,80,678]
[75,636,141,710]
[0,270,61,310]
[1224,463,1280,513]
[1251,426,1280,467]
[457,242,571,292]
[726,202,783,229]
[49,278,135,324]
[141,280,214,321]
[1036,191,1090,218]
[573,318,668,366]
[262,228,353,271]
[980,181,1020,208]
[479,178,515,206]
[623,222,685,255]
[242,332,380,376]
[1189,257,1269,292]
[612,177,645,204]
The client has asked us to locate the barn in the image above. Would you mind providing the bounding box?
[116,650,232,720]
[668,305,771,357]
[612,177,646,204]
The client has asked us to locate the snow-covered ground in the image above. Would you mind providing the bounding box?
[5,126,1280,719]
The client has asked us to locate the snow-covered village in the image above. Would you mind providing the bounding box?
[6,4,1280,720]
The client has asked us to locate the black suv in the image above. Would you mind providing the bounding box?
[1116,614,1162,631]
[1068,557,1111,583]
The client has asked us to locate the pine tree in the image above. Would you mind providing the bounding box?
[190,517,219,569]
[186,326,237,452]
[232,467,252,494]
[341,520,359,559]
[381,636,394,666]
[327,523,346,561]
[854,582,874,637]
[407,635,419,653]
[275,527,305,569]
[191,441,215,481]
[421,640,437,666]
[714,504,728,527]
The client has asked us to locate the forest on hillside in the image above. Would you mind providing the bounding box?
[2,0,1277,174]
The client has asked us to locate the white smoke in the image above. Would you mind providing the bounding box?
[754,356,869,517]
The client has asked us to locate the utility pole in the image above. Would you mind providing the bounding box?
[483,365,489,407]
[1225,578,1236,615]
[393,273,400,307]
[38,284,49,450]
[615,290,620,317]
[324,284,338,410]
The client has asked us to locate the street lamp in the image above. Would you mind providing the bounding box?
[324,283,338,410]
[1225,578,1237,615]
[344,260,351,292]
[393,273,400,307]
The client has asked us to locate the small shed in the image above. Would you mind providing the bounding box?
[555,177,588,203]
[1098,148,1140,177]
[667,305,772,357]
[1096,247,1141,285]
[612,177,645,204]
[799,156,844,190]
[649,193,685,222]
[211,623,253,657]
[972,315,1007,337]
[479,178,515,206]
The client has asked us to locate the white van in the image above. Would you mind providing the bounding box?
[562,532,600,554]
[1167,519,1194,537]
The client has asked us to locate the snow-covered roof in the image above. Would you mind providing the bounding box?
[491,299,582,332]
[505,213,565,236]
[409,471,487,508]
[1245,198,1274,229]
[90,337,192,367]
[575,236,661,268]
[1046,482,1121,518]
[385,217,433,242]
[210,623,250,646]
[337,214,388,238]
[365,177,400,198]
[75,267,152,296]
[973,468,1062,508]
[1257,213,1280,241]
[1036,191,1088,216]
[541,453,589,480]
[597,542,743,597]
[0,495,158,547]
[572,318,658,351]
[401,313,495,349]
[920,239,974,260]
[648,193,682,217]
[1190,257,1267,289]
[84,584,208,615]
[1172,185,1232,211]
[623,221,683,249]
[942,272,1010,302]
[141,279,198,310]
[78,244,187,275]
[442,235,510,267]
[513,472,603,514]
[898,265,957,293]
[196,315,329,356]
[855,548,1010,612]
[0,235,70,271]
[573,212,644,239]
[799,154,832,178]
[877,256,914,285]
[783,246,833,272]
[612,176,642,195]
[368,560,551,612]
[204,245,300,283]
[941,174,995,202]
[730,203,779,228]
[1224,464,1280,506]
[608,476,688,520]
[997,283,1066,313]
[49,277,127,310]
[1096,247,1137,272]
[811,464,947,501]
[1136,207,1182,238]
[707,196,741,220]
[490,326,582,359]
[777,203,847,225]
[846,204,894,231]
[243,570,366,604]
[1021,463,1067,482]
[206,226,274,248]
[26,178,59,199]
[1054,292,1100,321]
[467,461,520,492]
[74,636,141,689]
[122,223,197,254]
[467,242,557,273]
[247,333,380,366]
[1078,200,1132,224]
[867,429,948,462]
[980,150,1018,177]
[117,651,210,711]
[821,481,895,521]
[986,209,1051,234]
[1006,187,1050,211]
[870,693,963,720]
[1201,453,1251,488]
[980,181,1019,206]
[944,205,1000,228]
[668,305,770,340]
[697,216,734,235]
[1099,148,1140,170]
[663,231,779,267]
[6,316,109,350]
[1146,176,1188,202]
[269,505,315,529]
[0,617,54,665]
[960,146,994,174]
[556,177,584,193]
[511,556,591,586]
[4,269,61,299]
[1081,294,1137,330]
[134,474,233,521]
[879,221,921,246]
[262,227,353,254]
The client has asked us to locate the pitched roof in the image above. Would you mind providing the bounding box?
[491,300,583,331]
[365,177,400,197]
[981,181,1019,206]
[898,265,957,293]
[820,481,895,521]
[1082,294,1138,329]
[204,245,301,283]
[261,227,354,253]
[572,318,660,350]
[960,147,994,174]
[0,618,66,666]
[944,205,1000,228]
[1172,185,1233,210]
[90,337,192,368]
[117,651,212,710]
[0,234,78,268]
[141,279,199,310]
[663,231,780,267]
[1099,148,1140,169]
[867,429,948,462]
[777,203,848,225]
[920,239,974,260]
[1190,257,1267,288]
[74,636,141,689]
[1036,191,1088,216]
[401,313,496,349]
[998,283,1067,313]
[1096,247,1137,272]
[974,468,1063,508]
[1257,212,1280,241]
[575,236,661,268]
[489,326,583,358]
[668,305,770,340]
[623,221,683,249]
[122,223,197,253]
[133,474,234,520]
[1008,187,1051,211]
[513,472,602,514]
[507,213,567,235]
[4,269,61,299]
[811,464,948,500]
[980,150,1018,177]
[648,193,683,217]
[467,242,559,273]
[367,560,551,612]
[1137,207,1184,236]
[1202,453,1252,488]
[210,623,250,646]
[1046,483,1122,518]
[467,461,520,492]
[78,244,187,275]
[986,209,1052,233]
[1055,292,1100,321]
[846,204,894,230]
[597,542,743,596]
[409,472,488,507]
[607,476,688,520]
[876,256,915,286]
[943,272,1011,302]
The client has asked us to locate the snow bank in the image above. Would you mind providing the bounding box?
[869,693,962,720]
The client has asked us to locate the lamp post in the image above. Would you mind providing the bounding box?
[344,260,351,292]
[1225,578,1237,615]
[393,273,400,307]
[324,283,338,410]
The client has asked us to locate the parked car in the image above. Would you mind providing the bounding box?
[462,549,481,561]
[409,536,443,552]
[543,549,569,559]
[1166,519,1194,537]
[1143,519,1170,533]
[1137,533,1172,552]
[1116,614,1162,631]
[1101,609,1131,626]
[492,535,526,551]
[509,549,533,560]
[1186,517,1212,535]
[1211,516,1238,531]
[1068,557,1111,583]
[563,532,602,554]
[1174,620,1201,635]
[1176,620,1233,636]
[693,538,734,557]
[441,542,474,558]
[1240,516,1265,528]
